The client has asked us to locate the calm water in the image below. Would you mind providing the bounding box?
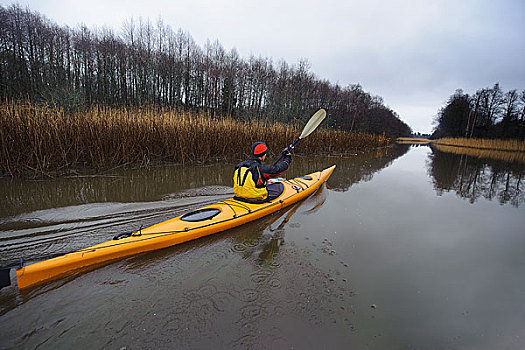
[1,145,524,349]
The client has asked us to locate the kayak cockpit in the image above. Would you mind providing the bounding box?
[180,208,222,222]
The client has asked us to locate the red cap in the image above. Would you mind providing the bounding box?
[252,142,268,156]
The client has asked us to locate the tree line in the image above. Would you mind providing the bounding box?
[432,84,525,140]
[0,4,411,137]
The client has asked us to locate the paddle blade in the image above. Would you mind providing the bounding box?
[299,109,326,139]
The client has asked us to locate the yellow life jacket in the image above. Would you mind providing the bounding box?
[233,166,268,200]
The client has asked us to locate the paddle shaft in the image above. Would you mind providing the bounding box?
[272,137,301,166]
[271,109,326,166]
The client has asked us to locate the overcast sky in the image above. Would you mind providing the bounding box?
[3,0,524,133]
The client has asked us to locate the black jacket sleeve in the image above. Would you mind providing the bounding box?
[259,154,291,180]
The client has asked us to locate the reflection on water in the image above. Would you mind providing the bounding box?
[0,146,410,219]
[289,145,410,192]
[0,164,235,218]
[1,145,525,349]
[433,143,525,164]
[428,145,525,207]
[0,148,405,347]
[0,146,409,267]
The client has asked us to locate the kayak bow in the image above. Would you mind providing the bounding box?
[16,165,336,289]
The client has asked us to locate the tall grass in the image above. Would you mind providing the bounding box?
[0,101,390,177]
[432,143,525,164]
[433,137,525,152]
[396,137,430,144]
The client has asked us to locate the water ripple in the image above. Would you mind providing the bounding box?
[0,195,226,265]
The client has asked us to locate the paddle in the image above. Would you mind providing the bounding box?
[273,108,327,166]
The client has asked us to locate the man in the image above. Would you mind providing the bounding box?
[233,141,292,203]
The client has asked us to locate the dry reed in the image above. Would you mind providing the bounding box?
[396,137,430,144]
[433,137,525,152]
[0,101,391,177]
[432,144,525,164]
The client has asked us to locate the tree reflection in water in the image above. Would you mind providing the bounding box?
[289,144,411,192]
[428,145,524,207]
[240,145,413,268]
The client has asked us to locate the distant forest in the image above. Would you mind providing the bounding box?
[0,4,411,137]
[433,84,525,140]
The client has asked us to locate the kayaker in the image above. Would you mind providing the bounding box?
[233,142,292,203]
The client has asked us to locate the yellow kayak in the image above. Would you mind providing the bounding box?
[16,165,336,289]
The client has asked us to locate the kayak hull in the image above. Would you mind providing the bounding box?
[16,165,336,289]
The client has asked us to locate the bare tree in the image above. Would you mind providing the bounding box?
[502,89,519,122]
[0,4,412,137]
[520,90,525,122]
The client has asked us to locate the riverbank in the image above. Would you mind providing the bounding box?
[396,137,430,144]
[397,137,525,163]
[0,101,390,178]
[432,143,525,164]
[432,137,525,152]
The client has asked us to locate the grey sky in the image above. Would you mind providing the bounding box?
[3,0,524,133]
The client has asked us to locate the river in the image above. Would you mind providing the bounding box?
[1,145,524,349]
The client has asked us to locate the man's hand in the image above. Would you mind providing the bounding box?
[281,148,292,156]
